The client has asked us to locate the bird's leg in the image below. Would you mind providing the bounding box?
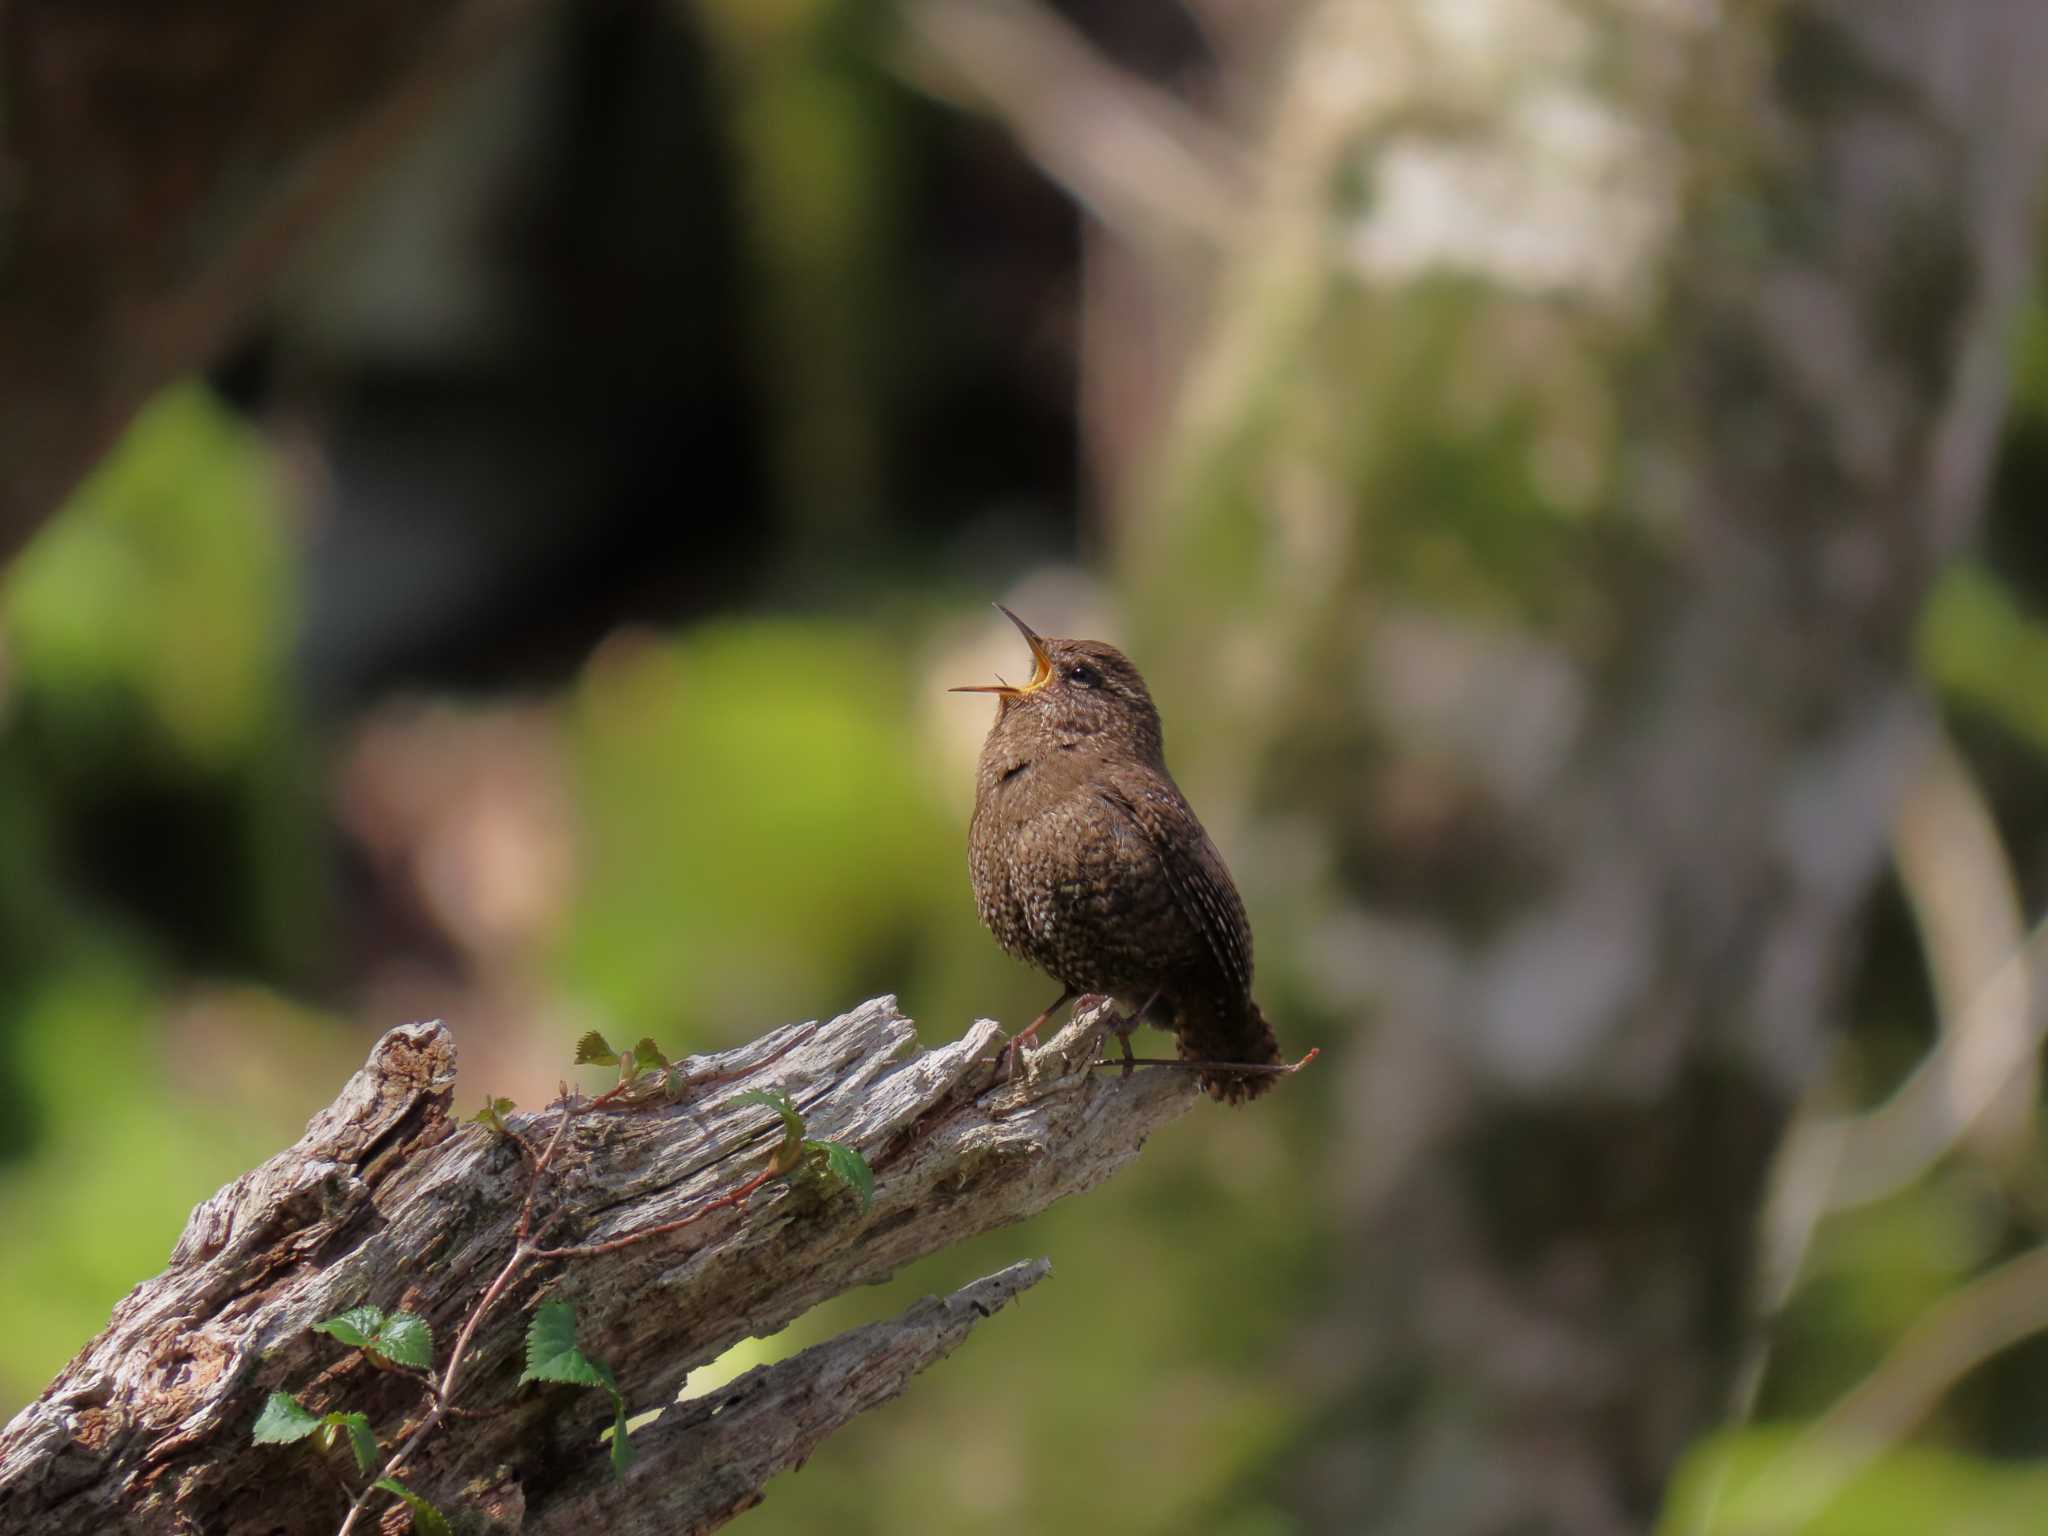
[1111,990,1165,1078]
[1015,985,1078,1046]
[1004,985,1077,1080]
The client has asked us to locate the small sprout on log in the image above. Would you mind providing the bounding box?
[814,1140,875,1212]
[577,1030,672,1089]
[470,1096,517,1135]
[733,1086,808,1172]
[573,1030,618,1066]
[733,1087,874,1209]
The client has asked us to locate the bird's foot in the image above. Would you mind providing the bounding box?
[1000,1023,1042,1083]
[1001,986,1079,1083]
[1106,989,1164,1079]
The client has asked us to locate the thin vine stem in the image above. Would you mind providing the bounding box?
[334,1104,578,1536]
[531,1164,780,1260]
[1086,1047,1321,1077]
[331,1092,796,1534]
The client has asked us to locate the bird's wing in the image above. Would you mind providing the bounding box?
[1095,771,1253,1000]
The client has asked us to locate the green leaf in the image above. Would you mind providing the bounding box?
[574,1029,620,1066]
[732,1087,806,1169]
[632,1037,668,1072]
[252,1391,322,1445]
[470,1096,516,1134]
[609,1395,635,1479]
[312,1305,384,1350]
[732,1086,803,1135]
[374,1476,453,1536]
[813,1141,874,1212]
[373,1311,435,1370]
[521,1299,632,1481]
[522,1300,610,1389]
[330,1410,379,1475]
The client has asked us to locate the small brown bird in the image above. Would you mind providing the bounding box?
[952,606,1283,1102]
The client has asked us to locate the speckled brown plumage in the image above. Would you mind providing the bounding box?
[954,608,1283,1102]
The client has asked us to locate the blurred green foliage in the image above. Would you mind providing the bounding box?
[0,380,1340,1533]
[560,621,955,1036]
[0,387,344,1407]
[1919,564,2048,758]
[1665,1426,2048,1536]
[742,1097,1328,1534]
[3,386,287,770]
[5,20,2048,1535]
[694,0,905,548]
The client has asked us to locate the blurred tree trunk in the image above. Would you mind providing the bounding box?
[1121,1,2048,1529]
[0,0,541,567]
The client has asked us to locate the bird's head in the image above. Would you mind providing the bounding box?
[950,606,1164,760]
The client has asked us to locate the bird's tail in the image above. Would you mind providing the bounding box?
[1173,993,1284,1104]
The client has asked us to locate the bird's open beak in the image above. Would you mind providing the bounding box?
[949,604,1055,698]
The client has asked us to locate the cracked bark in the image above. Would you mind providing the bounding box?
[0,998,1188,1534]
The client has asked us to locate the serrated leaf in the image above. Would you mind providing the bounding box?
[608,1395,634,1479]
[574,1029,620,1066]
[375,1476,453,1536]
[373,1311,435,1370]
[252,1391,322,1445]
[632,1037,667,1071]
[330,1410,379,1475]
[814,1140,874,1212]
[521,1300,609,1388]
[312,1305,384,1350]
[470,1096,516,1133]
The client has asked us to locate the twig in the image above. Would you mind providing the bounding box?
[1817,915,2048,1213]
[895,0,1249,255]
[1721,1244,2048,1531]
[1891,735,2038,1178]
[516,1101,579,1240]
[1088,1047,1321,1078]
[358,1310,525,1424]
[532,1165,781,1261]
[333,1081,815,1532]
[336,1104,581,1535]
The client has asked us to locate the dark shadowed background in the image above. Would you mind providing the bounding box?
[6,2,2048,1531]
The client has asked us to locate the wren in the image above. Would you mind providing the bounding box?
[952,606,1283,1102]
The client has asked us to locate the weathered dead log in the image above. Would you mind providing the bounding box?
[531,1257,1054,1536]
[0,997,1195,1533]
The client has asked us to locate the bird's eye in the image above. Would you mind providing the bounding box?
[1066,663,1103,688]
